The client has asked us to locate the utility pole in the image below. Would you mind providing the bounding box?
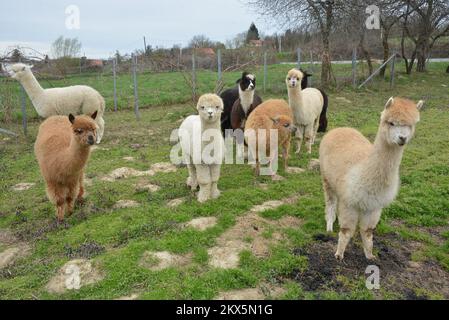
[143,36,147,55]
[278,35,282,53]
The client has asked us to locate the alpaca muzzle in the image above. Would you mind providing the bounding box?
[88,136,95,145]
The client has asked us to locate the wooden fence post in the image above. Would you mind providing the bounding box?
[297,48,301,69]
[352,48,357,88]
[20,84,27,136]
[263,52,267,93]
[217,49,222,82]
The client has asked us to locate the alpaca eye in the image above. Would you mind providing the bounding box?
[201,106,205,110]
[284,124,289,128]
[287,77,291,81]
[75,129,83,134]
[388,122,395,127]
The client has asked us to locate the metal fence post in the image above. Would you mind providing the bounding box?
[352,48,357,88]
[19,84,27,136]
[132,54,140,120]
[390,52,396,89]
[113,58,118,112]
[217,49,222,82]
[263,52,267,93]
[297,48,301,69]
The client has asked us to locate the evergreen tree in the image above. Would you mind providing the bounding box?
[246,23,260,43]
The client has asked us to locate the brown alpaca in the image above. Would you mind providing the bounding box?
[34,112,98,221]
[245,99,297,180]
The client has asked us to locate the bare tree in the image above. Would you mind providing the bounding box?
[403,0,449,72]
[188,35,215,49]
[51,36,82,59]
[245,0,346,88]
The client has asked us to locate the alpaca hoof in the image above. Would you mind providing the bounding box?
[335,252,344,261]
[197,195,209,203]
[210,188,221,199]
[365,253,377,261]
[186,177,198,190]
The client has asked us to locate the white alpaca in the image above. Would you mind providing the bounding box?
[286,68,324,155]
[3,63,106,143]
[319,97,423,260]
[178,94,224,203]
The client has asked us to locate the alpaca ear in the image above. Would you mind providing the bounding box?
[69,114,75,124]
[91,111,98,120]
[384,97,394,110]
[270,117,280,124]
[417,100,425,110]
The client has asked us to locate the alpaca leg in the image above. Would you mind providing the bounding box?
[335,204,358,260]
[96,116,105,144]
[77,172,85,203]
[186,164,198,191]
[282,140,290,171]
[47,184,66,221]
[323,179,337,232]
[312,118,320,144]
[196,164,211,203]
[304,125,314,154]
[359,210,382,260]
[66,187,77,217]
[294,127,303,155]
[210,164,221,199]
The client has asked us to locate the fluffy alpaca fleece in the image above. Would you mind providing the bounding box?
[179,94,224,203]
[220,72,262,136]
[245,99,296,180]
[286,68,327,155]
[3,63,106,143]
[319,97,423,260]
[35,112,98,221]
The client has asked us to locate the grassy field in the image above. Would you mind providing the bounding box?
[0,62,448,300]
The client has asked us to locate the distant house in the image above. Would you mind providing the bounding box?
[196,48,216,58]
[87,59,104,67]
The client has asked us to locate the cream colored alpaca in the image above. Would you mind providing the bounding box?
[178,94,224,203]
[3,63,106,143]
[320,97,423,260]
[286,69,324,155]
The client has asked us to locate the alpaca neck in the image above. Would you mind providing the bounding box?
[361,130,404,188]
[65,137,91,173]
[19,72,45,110]
[239,87,255,115]
[288,87,305,122]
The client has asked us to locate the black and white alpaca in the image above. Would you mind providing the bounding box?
[220,72,262,136]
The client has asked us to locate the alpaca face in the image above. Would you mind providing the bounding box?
[381,97,423,147]
[69,112,98,147]
[238,72,256,92]
[272,115,297,135]
[286,69,303,89]
[3,63,33,80]
[197,94,224,124]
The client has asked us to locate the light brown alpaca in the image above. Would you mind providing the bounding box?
[320,97,423,260]
[34,112,98,221]
[245,99,297,180]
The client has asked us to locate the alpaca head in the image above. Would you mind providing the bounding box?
[197,94,224,124]
[237,72,256,92]
[286,69,304,89]
[68,112,98,147]
[380,97,423,147]
[271,115,297,135]
[2,63,33,80]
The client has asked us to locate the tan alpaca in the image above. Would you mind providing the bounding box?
[286,69,325,155]
[245,99,297,180]
[320,97,423,260]
[34,112,98,221]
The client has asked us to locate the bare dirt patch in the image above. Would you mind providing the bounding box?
[102,167,155,182]
[46,259,104,294]
[208,196,302,269]
[140,251,192,271]
[0,243,31,269]
[123,157,135,162]
[185,217,218,231]
[116,293,140,300]
[113,200,140,209]
[136,182,161,193]
[286,167,306,174]
[216,284,286,300]
[308,159,321,171]
[291,233,449,299]
[150,162,178,174]
[167,198,185,208]
[11,183,35,191]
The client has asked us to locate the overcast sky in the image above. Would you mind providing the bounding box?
[0,0,278,59]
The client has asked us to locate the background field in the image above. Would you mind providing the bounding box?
[0,62,448,300]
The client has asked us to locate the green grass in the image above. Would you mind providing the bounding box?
[0,62,448,300]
